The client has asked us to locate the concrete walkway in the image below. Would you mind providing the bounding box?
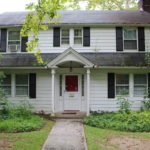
[42,119,88,150]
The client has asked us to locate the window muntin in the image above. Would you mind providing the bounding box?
[15,74,29,96]
[0,74,11,95]
[116,74,129,96]
[134,74,147,96]
[61,29,69,45]
[74,29,82,45]
[124,28,137,50]
[8,31,21,52]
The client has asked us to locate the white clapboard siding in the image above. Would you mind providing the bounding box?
[7,70,52,114]
[29,27,116,53]
[89,70,146,112]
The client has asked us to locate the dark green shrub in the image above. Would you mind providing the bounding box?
[83,111,150,132]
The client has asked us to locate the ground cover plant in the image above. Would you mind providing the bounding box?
[83,110,150,132]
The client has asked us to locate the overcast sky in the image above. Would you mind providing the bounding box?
[0,0,36,14]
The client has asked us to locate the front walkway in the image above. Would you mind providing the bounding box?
[42,119,88,150]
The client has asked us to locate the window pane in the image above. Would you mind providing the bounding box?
[16,86,28,96]
[62,38,69,44]
[116,74,129,84]
[116,86,129,95]
[74,37,82,44]
[134,74,147,84]
[16,75,28,85]
[2,86,11,95]
[74,29,82,36]
[62,29,69,36]
[9,31,20,40]
[134,86,147,96]
[8,41,20,45]
[124,29,136,40]
[1,75,11,85]
[124,40,137,50]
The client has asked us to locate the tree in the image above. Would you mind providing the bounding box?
[70,0,138,10]
[21,0,71,63]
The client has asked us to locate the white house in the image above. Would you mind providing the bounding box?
[0,0,150,116]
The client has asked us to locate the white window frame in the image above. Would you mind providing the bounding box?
[74,28,83,46]
[7,29,21,53]
[133,74,148,97]
[15,74,29,97]
[115,74,130,96]
[61,28,70,46]
[123,27,138,52]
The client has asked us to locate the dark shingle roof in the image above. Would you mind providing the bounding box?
[0,10,150,26]
[0,53,146,67]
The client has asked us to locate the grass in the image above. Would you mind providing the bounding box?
[0,120,54,150]
[84,125,150,150]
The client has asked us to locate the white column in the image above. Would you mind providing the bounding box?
[51,68,56,115]
[11,73,15,98]
[129,73,134,98]
[87,68,91,116]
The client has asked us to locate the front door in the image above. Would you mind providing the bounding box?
[63,75,81,111]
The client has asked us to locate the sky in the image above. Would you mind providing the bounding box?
[0,0,37,14]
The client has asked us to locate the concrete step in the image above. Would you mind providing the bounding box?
[54,112,87,119]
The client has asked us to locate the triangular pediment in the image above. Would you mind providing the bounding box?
[47,48,94,68]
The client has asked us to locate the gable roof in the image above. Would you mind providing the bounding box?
[0,53,146,68]
[0,10,150,26]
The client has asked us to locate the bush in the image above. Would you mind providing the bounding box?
[83,111,150,132]
[0,101,45,133]
[0,115,45,133]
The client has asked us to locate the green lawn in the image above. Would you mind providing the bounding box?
[0,120,54,150]
[84,125,150,150]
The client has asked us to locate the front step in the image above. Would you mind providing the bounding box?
[54,111,87,119]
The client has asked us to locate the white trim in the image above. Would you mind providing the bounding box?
[51,68,56,114]
[87,68,90,116]
[47,48,94,68]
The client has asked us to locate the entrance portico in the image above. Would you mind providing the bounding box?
[47,48,94,116]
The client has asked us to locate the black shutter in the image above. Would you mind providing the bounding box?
[0,29,7,52]
[83,27,90,47]
[53,27,60,47]
[116,27,123,51]
[29,73,36,98]
[21,36,28,52]
[148,73,150,98]
[138,27,145,51]
[108,73,115,98]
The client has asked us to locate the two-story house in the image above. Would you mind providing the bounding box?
[0,0,150,116]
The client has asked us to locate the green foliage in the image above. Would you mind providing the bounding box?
[21,0,71,64]
[142,92,150,110]
[0,101,45,133]
[70,0,138,10]
[0,116,44,133]
[117,95,132,112]
[83,111,150,132]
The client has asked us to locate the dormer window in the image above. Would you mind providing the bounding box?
[123,28,138,51]
[8,30,21,52]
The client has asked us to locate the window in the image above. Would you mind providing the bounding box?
[124,28,137,50]
[116,74,129,96]
[74,29,82,45]
[8,31,21,52]
[16,74,28,96]
[134,74,147,96]
[0,74,11,95]
[61,29,69,45]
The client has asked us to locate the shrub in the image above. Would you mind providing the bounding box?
[142,92,150,110]
[0,115,45,133]
[117,95,132,113]
[83,111,150,132]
